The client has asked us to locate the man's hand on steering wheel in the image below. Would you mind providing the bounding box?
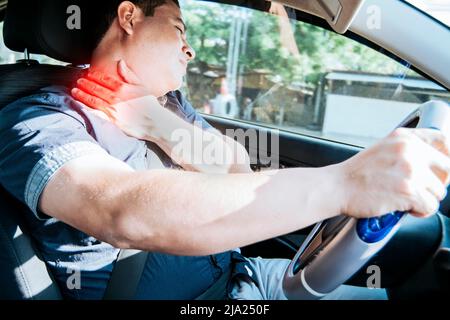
[340,127,450,219]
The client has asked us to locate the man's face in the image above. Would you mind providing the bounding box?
[122,1,195,95]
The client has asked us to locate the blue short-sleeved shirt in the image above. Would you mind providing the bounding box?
[0,85,236,299]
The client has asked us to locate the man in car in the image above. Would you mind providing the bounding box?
[0,0,449,300]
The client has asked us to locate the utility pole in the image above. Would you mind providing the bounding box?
[226,7,246,97]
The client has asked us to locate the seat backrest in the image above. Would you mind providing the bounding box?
[0,0,146,299]
[0,62,151,300]
[0,185,62,300]
[0,62,86,300]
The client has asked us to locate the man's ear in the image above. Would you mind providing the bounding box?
[117,1,142,36]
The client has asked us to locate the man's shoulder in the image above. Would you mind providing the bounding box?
[0,85,87,130]
[2,85,72,111]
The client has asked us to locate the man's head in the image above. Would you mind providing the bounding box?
[91,0,195,96]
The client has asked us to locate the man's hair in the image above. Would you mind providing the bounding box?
[92,0,180,48]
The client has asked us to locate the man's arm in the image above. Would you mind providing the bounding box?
[40,128,450,256]
[73,70,252,174]
[40,152,343,256]
[147,107,252,174]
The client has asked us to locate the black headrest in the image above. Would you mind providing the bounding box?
[4,0,102,64]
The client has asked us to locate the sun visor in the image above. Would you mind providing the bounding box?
[280,0,366,34]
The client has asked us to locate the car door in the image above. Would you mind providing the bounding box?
[180,0,450,259]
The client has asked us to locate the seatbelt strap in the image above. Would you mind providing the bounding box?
[103,249,148,300]
[105,250,231,300]
[195,268,231,300]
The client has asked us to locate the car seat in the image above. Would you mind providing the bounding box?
[0,0,147,300]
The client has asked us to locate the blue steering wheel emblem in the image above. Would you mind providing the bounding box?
[357,212,405,243]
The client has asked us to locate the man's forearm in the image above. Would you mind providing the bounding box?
[113,164,346,255]
[148,104,251,174]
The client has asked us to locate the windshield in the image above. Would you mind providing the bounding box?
[405,0,450,27]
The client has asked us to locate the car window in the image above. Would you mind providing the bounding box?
[0,21,65,65]
[181,0,450,148]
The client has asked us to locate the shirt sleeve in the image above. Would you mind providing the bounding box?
[0,98,108,220]
[166,90,220,132]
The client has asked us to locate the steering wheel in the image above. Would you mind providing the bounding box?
[282,101,450,299]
